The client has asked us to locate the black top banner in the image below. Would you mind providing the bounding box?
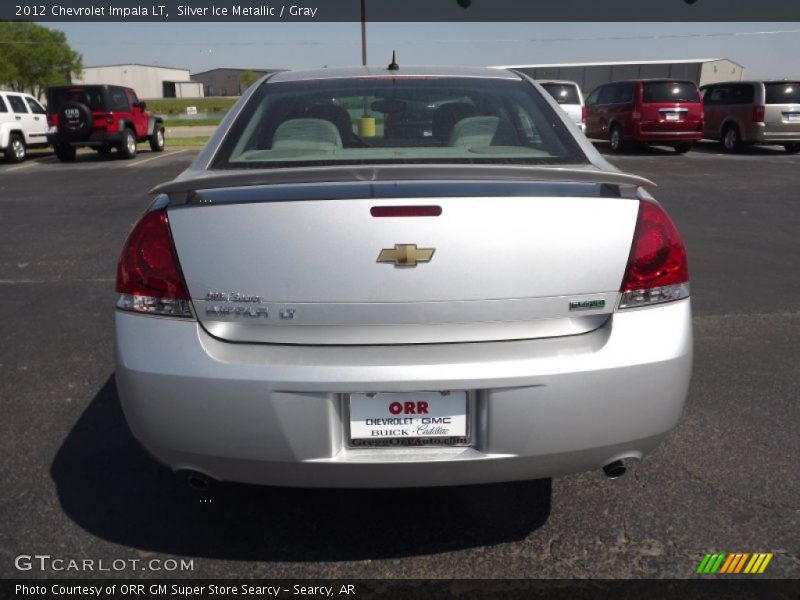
[4,0,800,22]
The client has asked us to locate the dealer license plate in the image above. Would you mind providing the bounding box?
[348,391,469,447]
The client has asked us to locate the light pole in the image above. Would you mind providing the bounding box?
[360,0,367,66]
[357,0,375,137]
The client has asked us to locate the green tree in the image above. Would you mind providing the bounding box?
[0,47,15,88]
[238,70,260,93]
[0,22,82,98]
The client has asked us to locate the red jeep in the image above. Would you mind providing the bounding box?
[46,84,165,161]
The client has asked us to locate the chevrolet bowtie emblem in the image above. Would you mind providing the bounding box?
[377,244,435,267]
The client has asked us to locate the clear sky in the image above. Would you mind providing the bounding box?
[44,22,800,78]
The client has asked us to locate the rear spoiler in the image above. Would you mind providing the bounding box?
[151,164,655,197]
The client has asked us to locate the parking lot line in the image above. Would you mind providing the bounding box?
[126,149,187,168]
[6,160,42,172]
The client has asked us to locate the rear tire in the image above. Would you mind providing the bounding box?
[54,144,77,162]
[149,124,165,152]
[722,125,741,153]
[609,124,625,153]
[5,133,26,163]
[118,128,137,159]
[674,142,692,154]
[784,143,800,154]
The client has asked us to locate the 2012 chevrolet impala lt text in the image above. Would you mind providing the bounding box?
[114,65,692,488]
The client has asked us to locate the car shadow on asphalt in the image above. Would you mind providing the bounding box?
[595,142,680,157]
[50,376,552,561]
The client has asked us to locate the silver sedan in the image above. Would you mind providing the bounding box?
[115,66,692,488]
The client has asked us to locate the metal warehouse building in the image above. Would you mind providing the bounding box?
[191,68,283,97]
[495,59,744,94]
[72,64,204,99]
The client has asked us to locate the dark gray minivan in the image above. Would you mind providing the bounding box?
[700,80,800,153]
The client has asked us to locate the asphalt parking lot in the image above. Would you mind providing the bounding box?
[0,143,798,579]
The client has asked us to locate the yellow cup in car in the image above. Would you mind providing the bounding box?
[358,116,376,137]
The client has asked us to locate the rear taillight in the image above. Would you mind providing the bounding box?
[581,106,587,122]
[93,112,114,126]
[47,114,57,127]
[116,209,193,317]
[619,199,689,309]
[752,106,765,123]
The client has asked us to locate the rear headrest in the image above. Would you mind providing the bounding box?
[432,102,478,143]
[448,116,519,148]
[272,118,343,150]
[304,104,353,144]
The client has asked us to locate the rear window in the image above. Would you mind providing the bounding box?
[47,87,107,113]
[25,97,46,115]
[765,82,800,105]
[0,96,7,113]
[108,88,130,111]
[642,82,699,103]
[540,83,581,105]
[213,77,587,169]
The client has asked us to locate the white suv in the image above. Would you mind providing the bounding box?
[1,90,49,163]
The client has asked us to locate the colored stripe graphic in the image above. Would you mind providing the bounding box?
[719,553,736,573]
[744,554,761,573]
[696,554,711,574]
[757,554,773,573]
[700,552,773,574]
[720,553,739,574]
[710,553,726,573]
[734,553,750,573]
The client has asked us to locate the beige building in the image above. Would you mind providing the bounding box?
[72,64,204,99]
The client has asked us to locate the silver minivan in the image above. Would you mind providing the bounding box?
[537,80,585,133]
[701,80,800,153]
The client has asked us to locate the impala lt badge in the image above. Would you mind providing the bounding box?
[377,244,435,267]
[569,299,606,311]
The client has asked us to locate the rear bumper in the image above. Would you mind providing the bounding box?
[115,299,693,488]
[632,130,703,143]
[709,123,800,144]
[47,131,127,147]
[750,130,800,144]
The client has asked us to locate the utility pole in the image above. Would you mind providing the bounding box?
[360,0,367,66]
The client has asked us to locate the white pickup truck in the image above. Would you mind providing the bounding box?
[0,90,49,163]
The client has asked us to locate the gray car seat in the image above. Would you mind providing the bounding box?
[271,118,343,152]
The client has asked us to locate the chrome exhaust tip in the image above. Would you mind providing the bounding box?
[602,460,627,479]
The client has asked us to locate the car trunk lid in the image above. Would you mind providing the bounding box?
[166,179,641,345]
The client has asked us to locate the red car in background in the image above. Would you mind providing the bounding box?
[585,79,704,153]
